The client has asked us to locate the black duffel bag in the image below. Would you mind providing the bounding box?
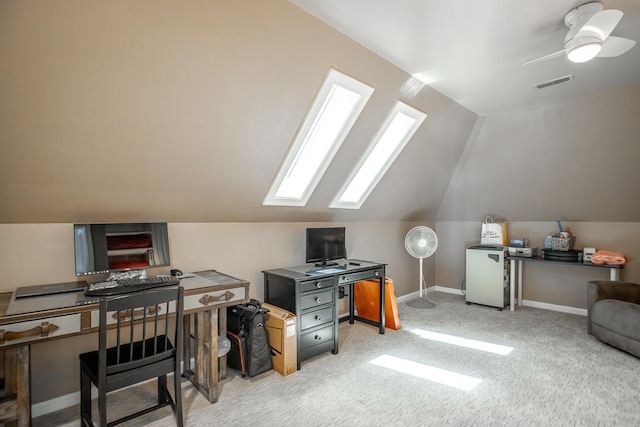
[227,299,272,377]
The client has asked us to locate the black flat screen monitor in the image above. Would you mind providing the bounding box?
[305,227,346,266]
[74,222,170,276]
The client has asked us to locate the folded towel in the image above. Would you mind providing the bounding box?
[591,250,626,265]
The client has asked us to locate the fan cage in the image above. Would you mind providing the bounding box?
[405,226,438,259]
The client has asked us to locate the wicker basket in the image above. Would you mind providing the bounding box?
[549,235,575,251]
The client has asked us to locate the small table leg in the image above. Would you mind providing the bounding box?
[509,259,516,311]
[0,346,30,427]
[348,283,355,324]
[378,275,385,334]
[183,308,222,404]
[16,346,30,427]
[610,268,619,281]
[517,260,523,307]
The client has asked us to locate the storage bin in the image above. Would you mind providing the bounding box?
[550,235,575,251]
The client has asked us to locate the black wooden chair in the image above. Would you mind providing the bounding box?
[79,286,184,426]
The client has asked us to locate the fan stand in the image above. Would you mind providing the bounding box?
[407,257,435,309]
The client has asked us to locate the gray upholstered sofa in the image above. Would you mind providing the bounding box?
[587,280,640,358]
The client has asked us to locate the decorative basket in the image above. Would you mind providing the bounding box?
[549,235,575,251]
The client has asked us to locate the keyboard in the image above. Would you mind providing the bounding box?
[85,276,180,297]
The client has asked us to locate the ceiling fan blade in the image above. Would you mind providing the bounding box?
[575,9,623,40]
[522,49,565,66]
[597,36,637,57]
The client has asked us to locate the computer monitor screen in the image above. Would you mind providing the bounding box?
[305,227,346,265]
[74,222,170,276]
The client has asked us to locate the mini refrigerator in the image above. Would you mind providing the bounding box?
[465,245,510,310]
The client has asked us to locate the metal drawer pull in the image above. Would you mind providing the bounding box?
[112,306,158,321]
[315,297,322,303]
[314,335,322,341]
[315,315,322,321]
[375,271,380,277]
[199,291,235,306]
[316,282,322,288]
[0,321,60,344]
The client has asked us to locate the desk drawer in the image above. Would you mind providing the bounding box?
[0,314,81,347]
[338,268,384,284]
[300,306,334,331]
[300,277,334,293]
[184,286,246,311]
[91,302,174,328]
[90,285,247,327]
[300,290,334,311]
[299,323,335,352]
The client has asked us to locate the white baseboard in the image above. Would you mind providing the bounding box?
[397,285,460,303]
[32,392,79,418]
[403,285,587,316]
[32,363,188,418]
[520,299,587,316]
[434,285,463,295]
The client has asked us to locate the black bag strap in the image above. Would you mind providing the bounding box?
[232,300,270,336]
[246,298,270,313]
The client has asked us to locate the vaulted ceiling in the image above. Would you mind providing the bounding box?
[0,1,638,224]
[290,0,640,116]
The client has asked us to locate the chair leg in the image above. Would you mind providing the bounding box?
[174,373,183,427]
[157,374,169,405]
[98,387,107,427]
[79,367,91,426]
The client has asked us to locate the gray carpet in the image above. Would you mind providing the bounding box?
[35,292,640,426]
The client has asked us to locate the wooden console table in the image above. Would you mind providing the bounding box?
[508,256,623,311]
[0,270,249,426]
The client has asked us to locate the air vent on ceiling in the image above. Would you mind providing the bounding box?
[535,74,574,89]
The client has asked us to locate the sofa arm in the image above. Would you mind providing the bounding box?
[587,281,640,334]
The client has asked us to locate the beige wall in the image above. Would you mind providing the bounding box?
[435,221,639,309]
[433,80,640,311]
[436,82,640,222]
[0,221,427,405]
[0,0,475,224]
[0,222,424,298]
[6,219,636,406]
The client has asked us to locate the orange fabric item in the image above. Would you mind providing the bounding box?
[354,278,401,330]
[591,250,626,265]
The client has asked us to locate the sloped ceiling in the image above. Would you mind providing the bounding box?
[0,1,476,224]
[1,1,638,225]
[436,81,640,222]
[290,0,640,116]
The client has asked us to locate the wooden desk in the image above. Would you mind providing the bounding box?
[0,270,249,426]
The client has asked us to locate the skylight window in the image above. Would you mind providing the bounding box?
[263,69,374,206]
[330,101,426,209]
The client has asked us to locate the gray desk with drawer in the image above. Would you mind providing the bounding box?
[0,270,249,426]
[263,260,386,370]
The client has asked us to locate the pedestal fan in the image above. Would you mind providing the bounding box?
[405,226,438,308]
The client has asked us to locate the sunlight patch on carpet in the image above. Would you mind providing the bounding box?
[369,354,482,391]
[410,329,513,355]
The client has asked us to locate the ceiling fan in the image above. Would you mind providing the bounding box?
[523,1,636,66]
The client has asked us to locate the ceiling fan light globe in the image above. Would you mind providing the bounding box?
[567,41,602,63]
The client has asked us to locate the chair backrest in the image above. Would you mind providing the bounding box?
[98,286,184,382]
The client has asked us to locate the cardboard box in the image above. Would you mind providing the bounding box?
[262,303,297,376]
